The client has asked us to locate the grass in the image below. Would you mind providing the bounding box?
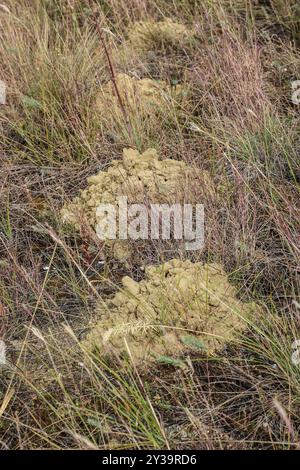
[0,0,300,450]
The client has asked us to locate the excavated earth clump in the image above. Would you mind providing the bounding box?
[96,73,186,120]
[61,148,214,260]
[114,20,195,76]
[127,19,194,52]
[83,259,256,366]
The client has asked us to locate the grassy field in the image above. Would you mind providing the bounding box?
[0,0,300,450]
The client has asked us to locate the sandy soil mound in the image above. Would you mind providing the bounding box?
[95,73,185,121]
[83,259,256,366]
[61,148,213,259]
[113,19,195,75]
[127,19,194,51]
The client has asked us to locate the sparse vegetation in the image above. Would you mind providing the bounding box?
[0,0,300,450]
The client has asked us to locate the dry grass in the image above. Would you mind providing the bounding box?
[0,0,300,450]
